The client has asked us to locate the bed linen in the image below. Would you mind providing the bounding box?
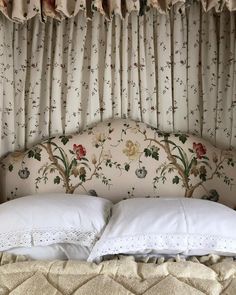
[0,194,112,260]
[0,253,235,294]
[89,198,236,262]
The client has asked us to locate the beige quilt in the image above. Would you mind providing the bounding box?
[0,253,236,294]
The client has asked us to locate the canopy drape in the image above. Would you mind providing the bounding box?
[0,0,235,23]
[0,2,236,158]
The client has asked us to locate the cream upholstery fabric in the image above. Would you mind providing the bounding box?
[1,119,235,207]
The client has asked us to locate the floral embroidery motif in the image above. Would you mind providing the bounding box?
[119,122,235,199]
[18,167,30,179]
[73,144,86,160]
[193,142,207,159]
[123,140,140,161]
[135,167,147,178]
[33,133,115,193]
[2,120,236,205]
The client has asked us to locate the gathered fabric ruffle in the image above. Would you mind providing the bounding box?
[0,0,235,23]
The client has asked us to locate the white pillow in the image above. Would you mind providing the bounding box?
[88,198,236,262]
[0,194,112,260]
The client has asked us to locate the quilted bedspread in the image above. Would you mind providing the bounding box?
[0,253,236,294]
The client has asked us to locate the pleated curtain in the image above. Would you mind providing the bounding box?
[0,2,236,158]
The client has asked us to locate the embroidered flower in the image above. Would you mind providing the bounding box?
[102,150,112,161]
[78,167,86,176]
[78,167,86,182]
[91,154,97,165]
[72,167,79,177]
[73,144,86,160]
[199,165,206,175]
[72,166,86,178]
[222,150,233,159]
[193,142,206,159]
[212,152,218,163]
[135,167,147,178]
[92,133,106,147]
[18,167,30,179]
[190,166,199,177]
[123,140,140,160]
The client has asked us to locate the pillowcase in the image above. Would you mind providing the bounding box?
[88,198,236,262]
[0,193,112,260]
[6,244,90,260]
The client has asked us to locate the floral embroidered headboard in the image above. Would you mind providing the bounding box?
[0,119,236,207]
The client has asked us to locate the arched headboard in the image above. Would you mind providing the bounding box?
[1,119,236,207]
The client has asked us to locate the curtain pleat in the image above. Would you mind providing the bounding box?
[232,18,236,148]
[129,13,140,121]
[66,15,87,133]
[0,4,236,158]
[121,17,129,119]
[172,7,188,132]
[155,13,173,131]
[12,21,27,148]
[138,12,157,127]
[86,14,104,126]
[215,11,235,147]
[201,10,218,145]
[187,3,201,135]
[201,10,236,147]
[113,17,122,118]
[0,18,15,154]
[102,16,113,120]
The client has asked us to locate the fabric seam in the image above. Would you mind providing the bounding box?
[179,198,189,251]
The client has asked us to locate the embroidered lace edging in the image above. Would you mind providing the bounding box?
[0,228,97,251]
[88,233,236,261]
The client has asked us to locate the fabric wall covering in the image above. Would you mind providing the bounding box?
[0,0,235,23]
[0,2,236,159]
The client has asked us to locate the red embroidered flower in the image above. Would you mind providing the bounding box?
[193,142,206,159]
[73,144,86,160]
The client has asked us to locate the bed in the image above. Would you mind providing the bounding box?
[0,118,236,295]
[0,253,236,294]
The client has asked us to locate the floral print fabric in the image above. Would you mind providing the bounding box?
[1,119,236,208]
[0,0,235,24]
[0,3,236,160]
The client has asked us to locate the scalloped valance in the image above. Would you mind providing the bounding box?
[0,0,235,22]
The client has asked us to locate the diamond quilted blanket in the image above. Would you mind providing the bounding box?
[0,253,236,294]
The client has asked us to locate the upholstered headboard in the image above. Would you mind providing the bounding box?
[1,119,236,207]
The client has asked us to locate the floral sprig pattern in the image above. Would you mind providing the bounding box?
[2,120,236,205]
[193,143,207,159]
[33,133,114,194]
[118,122,235,199]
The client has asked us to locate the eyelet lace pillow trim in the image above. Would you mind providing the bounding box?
[88,233,236,261]
[0,228,97,251]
